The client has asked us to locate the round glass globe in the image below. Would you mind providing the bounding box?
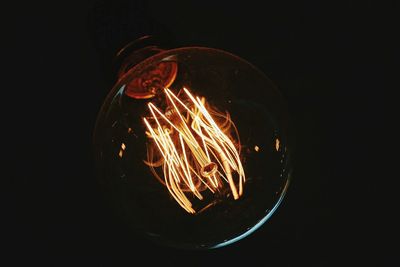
[93,46,291,249]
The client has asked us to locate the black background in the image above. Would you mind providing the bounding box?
[4,1,397,266]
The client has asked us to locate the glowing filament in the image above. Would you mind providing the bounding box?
[143,88,245,214]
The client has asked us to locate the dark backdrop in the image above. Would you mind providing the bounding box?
[5,1,397,266]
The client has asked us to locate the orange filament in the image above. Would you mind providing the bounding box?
[143,88,245,214]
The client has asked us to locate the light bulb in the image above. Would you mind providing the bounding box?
[94,39,291,249]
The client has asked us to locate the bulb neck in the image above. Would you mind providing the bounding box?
[113,36,178,100]
[114,35,167,79]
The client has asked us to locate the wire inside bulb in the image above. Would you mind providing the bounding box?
[143,87,246,214]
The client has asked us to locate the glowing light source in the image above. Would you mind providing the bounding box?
[93,45,292,249]
[118,143,126,158]
[275,138,280,151]
[143,87,245,214]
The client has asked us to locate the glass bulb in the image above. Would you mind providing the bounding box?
[93,42,291,249]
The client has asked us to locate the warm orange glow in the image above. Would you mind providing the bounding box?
[118,143,126,158]
[143,88,245,214]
